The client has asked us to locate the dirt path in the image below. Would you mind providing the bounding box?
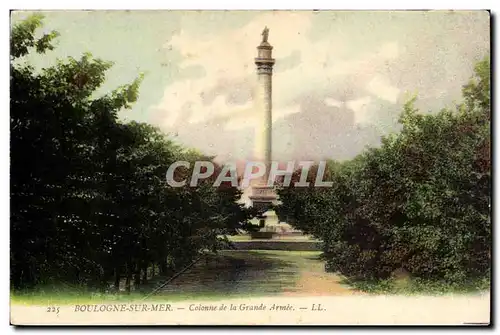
[283,271,365,296]
[151,250,363,299]
[280,255,365,296]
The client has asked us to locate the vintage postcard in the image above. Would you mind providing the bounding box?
[10,10,491,326]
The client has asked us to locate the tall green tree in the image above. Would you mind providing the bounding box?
[11,14,252,291]
[277,57,491,285]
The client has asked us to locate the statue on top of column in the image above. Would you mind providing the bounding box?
[262,26,269,43]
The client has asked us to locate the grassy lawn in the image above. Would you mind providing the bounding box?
[225,235,319,242]
[340,276,491,296]
[11,250,324,305]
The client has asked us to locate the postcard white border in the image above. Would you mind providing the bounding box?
[2,0,497,333]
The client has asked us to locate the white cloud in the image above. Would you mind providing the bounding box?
[150,11,489,161]
[325,96,374,126]
[154,11,402,131]
[366,75,400,104]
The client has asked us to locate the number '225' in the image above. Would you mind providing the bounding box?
[46,306,60,314]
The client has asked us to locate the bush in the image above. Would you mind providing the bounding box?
[277,58,491,288]
[10,15,253,291]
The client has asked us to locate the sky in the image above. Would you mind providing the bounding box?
[12,10,490,162]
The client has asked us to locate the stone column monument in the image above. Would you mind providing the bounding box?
[241,27,314,240]
[249,27,278,214]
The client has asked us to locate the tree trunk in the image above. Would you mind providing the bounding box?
[142,262,148,283]
[125,263,131,294]
[114,267,120,292]
[160,261,168,275]
[134,263,141,290]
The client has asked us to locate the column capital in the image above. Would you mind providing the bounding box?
[256,63,274,75]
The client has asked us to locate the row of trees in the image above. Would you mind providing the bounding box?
[10,15,252,291]
[276,58,491,286]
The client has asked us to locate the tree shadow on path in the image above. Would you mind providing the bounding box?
[155,251,298,298]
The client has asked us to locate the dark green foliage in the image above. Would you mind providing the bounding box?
[277,58,491,287]
[10,14,251,291]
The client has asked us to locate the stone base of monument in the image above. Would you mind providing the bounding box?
[249,209,312,240]
[225,213,320,250]
[239,185,319,249]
